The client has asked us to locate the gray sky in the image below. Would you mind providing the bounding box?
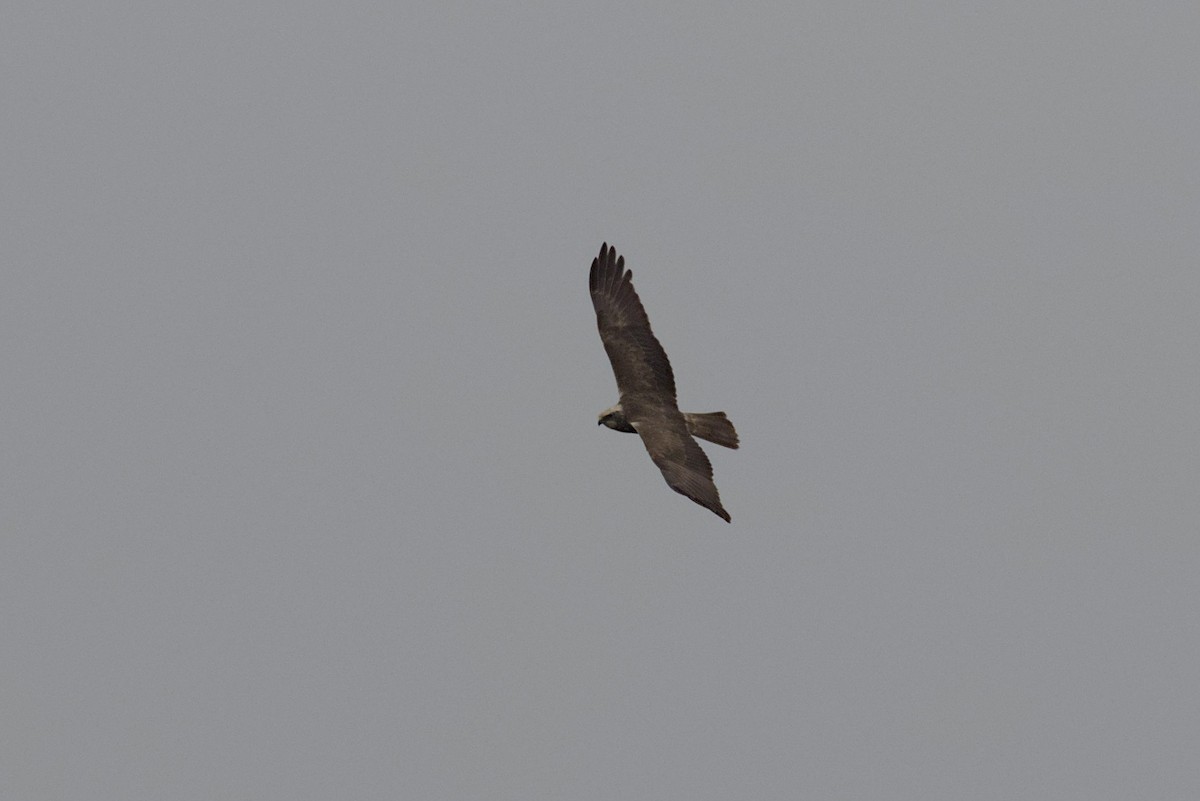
[4,2,1199,799]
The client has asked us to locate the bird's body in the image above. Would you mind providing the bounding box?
[589,243,737,522]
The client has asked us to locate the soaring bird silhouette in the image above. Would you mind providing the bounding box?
[590,243,738,522]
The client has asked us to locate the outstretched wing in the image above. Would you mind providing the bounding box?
[589,243,677,405]
[635,412,731,522]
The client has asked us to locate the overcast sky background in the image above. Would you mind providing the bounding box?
[4,3,1199,799]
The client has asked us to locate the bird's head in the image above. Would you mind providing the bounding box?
[597,404,635,433]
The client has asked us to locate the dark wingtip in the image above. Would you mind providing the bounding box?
[708,501,732,522]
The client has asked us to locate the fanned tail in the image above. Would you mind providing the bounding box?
[683,411,739,449]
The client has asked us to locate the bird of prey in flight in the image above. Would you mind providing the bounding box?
[590,242,738,522]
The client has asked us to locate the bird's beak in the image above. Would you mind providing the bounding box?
[597,419,603,425]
